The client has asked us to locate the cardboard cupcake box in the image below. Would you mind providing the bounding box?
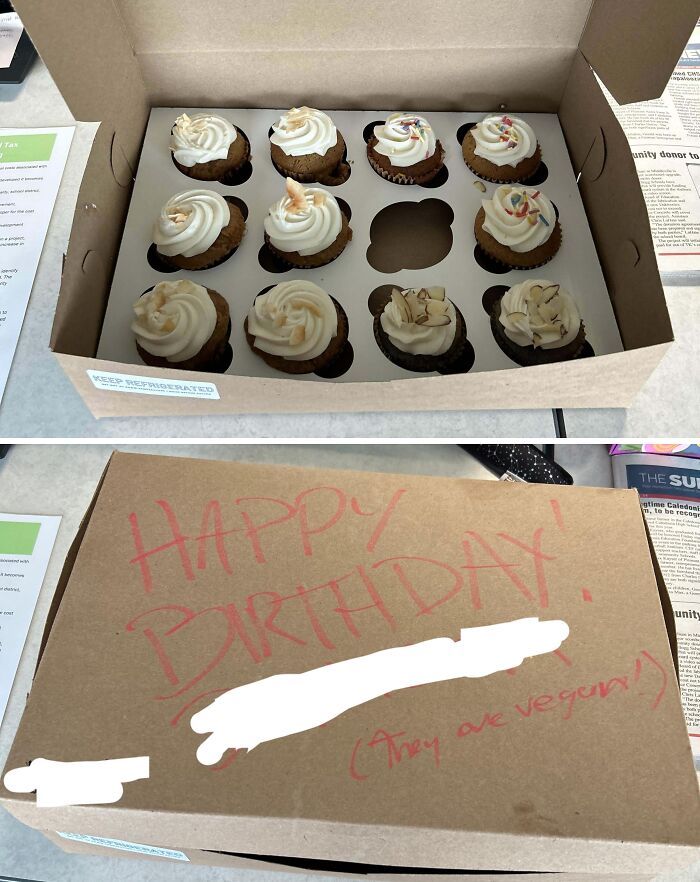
[97,107,622,383]
[15,0,697,417]
[2,453,699,880]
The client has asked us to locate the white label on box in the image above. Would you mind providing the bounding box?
[57,832,189,861]
[87,370,219,400]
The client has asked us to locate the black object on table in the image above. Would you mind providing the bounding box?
[459,444,574,485]
[0,1,36,84]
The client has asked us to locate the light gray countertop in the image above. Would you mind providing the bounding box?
[0,61,698,439]
[0,443,698,882]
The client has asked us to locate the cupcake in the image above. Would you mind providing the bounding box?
[170,112,249,181]
[490,280,586,365]
[374,286,466,373]
[270,107,349,185]
[244,280,349,375]
[263,178,352,269]
[367,113,444,185]
[132,279,231,372]
[463,115,542,183]
[153,189,245,270]
[475,185,561,269]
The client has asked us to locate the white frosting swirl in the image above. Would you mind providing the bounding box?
[270,107,338,157]
[248,280,338,361]
[472,115,537,168]
[380,287,456,356]
[170,113,237,167]
[482,185,556,252]
[499,280,581,350]
[373,112,437,167]
[264,179,342,256]
[153,189,230,258]
[132,280,217,362]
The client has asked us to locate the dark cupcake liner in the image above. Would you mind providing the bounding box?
[367,141,445,186]
[373,306,468,373]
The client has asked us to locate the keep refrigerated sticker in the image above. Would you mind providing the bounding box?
[87,370,219,400]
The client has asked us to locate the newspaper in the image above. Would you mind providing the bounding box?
[601,20,700,281]
[611,450,700,769]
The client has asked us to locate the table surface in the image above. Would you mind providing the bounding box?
[1,443,699,882]
[0,60,698,439]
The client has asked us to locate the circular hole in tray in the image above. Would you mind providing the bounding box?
[315,340,354,378]
[437,338,476,375]
[456,122,478,145]
[522,160,549,186]
[336,197,352,222]
[146,243,179,273]
[482,285,509,314]
[473,244,510,274]
[367,284,395,316]
[362,120,385,143]
[214,342,234,373]
[258,243,292,274]
[255,284,277,300]
[579,341,595,359]
[418,164,449,189]
[226,194,249,221]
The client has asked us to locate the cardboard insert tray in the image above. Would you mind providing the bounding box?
[2,452,700,881]
[14,0,698,416]
[97,107,623,382]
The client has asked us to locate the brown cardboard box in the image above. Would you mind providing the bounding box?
[11,1,700,417]
[2,451,700,880]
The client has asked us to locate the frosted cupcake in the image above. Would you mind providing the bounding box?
[367,113,444,185]
[374,286,466,372]
[474,185,561,269]
[244,280,349,374]
[490,280,586,365]
[132,279,231,371]
[463,115,542,183]
[270,107,349,185]
[263,178,352,268]
[153,189,245,270]
[170,112,249,181]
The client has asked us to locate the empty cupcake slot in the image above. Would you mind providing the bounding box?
[315,340,354,378]
[367,199,453,273]
[473,244,510,275]
[456,121,479,145]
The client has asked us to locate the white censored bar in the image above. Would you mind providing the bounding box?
[191,617,569,764]
[3,756,149,808]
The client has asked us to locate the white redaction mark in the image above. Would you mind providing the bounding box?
[3,756,149,808]
[191,617,569,765]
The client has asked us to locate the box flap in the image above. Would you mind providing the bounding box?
[559,53,673,350]
[581,0,699,104]
[2,454,700,875]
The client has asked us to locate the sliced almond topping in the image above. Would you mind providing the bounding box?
[313,192,327,207]
[161,318,176,333]
[390,289,412,323]
[285,178,308,214]
[542,283,561,303]
[427,286,446,301]
[424,315,451,327]
[414,314,429,325]
[273,313,287,327]
[425,300,448,316]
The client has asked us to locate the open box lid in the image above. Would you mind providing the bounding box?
[14,0,699,130]
[2,453,700,875]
